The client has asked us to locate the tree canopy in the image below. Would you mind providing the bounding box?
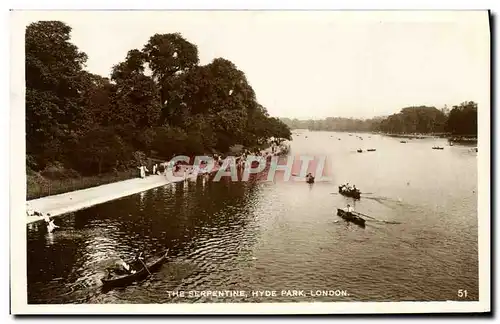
[26,21,291,176]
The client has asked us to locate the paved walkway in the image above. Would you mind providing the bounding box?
[26,174,182,224]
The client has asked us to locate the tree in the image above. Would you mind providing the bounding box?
[74,127,130,175]
[142,33,199,124]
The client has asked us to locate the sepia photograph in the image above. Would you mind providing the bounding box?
[10,9,491,315]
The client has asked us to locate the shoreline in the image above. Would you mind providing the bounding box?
[26,174,185,225]
[293,130,477,141]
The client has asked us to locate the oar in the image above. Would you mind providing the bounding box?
[353,211,377,221]
[137,253,152,276]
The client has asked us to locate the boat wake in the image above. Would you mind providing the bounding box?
[363,196,406,208]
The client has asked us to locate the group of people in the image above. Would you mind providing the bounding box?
[138,163,165,178]
[26,203,59,232]
[340,183,358,193]
[136,147,279,181]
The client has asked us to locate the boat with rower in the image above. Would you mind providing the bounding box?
[336,209,366,228]
[306,173,315,183]
[101,250,169,288]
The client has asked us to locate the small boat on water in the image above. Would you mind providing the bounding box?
[101,250,169,288]
[357,149,363,153]
[336,209,366,228]
[367,149,376,152]
[338,186,361,199]
[400,141,407,143]
[306,174,315,184]
[432,147,444,150]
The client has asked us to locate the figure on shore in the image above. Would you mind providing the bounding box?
[26,203,43,217]
[42,213,59,232]
[138,165,148,178]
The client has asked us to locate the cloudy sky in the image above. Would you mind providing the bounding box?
[13,10,490,119]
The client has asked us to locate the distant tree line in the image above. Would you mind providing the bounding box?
[26,21,291,177]
[281,102,477,136]
[280,116,386,132]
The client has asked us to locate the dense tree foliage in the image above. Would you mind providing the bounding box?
[26,21,291,177]
[375,106,447,134]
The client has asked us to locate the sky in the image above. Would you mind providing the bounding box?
[13,10,490,119]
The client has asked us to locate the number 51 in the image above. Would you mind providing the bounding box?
[458,289,468,298]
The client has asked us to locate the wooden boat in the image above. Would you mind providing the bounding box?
[400,141,407,143]
[338,186,361,199]
[336,209,366,228]
[432,147,444,150]
[101,250,169,288]
[367,149,376,152]
[357,149,363,153]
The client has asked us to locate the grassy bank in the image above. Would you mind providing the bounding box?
[27,169,138,200]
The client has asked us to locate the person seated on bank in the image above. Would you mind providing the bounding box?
[26,203,44,217]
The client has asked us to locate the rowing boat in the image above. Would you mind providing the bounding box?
[336,209,366,228]
[338,186,361,199]
[101,250,169,288]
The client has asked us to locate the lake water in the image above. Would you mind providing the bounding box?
[26,131,479,303]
